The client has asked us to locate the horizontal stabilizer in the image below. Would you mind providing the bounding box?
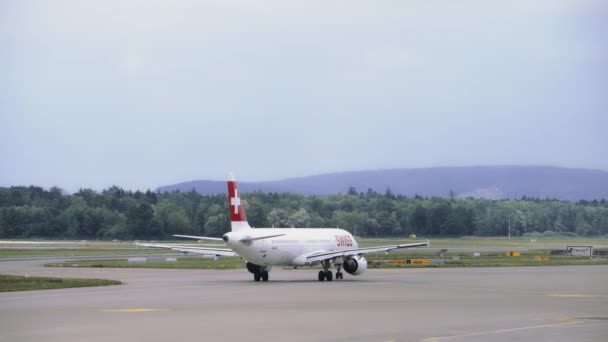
[239,234,285,243]
[173,234,223,241]
[136,242,237,257]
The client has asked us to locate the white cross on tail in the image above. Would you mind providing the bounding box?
[231,189,241,214]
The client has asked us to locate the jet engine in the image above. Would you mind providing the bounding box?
[246,262,263,274]
[343,256,367,275]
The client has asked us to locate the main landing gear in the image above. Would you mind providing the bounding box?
[318,270,333,281]
[254,271,269,282]
[317,260,343,281]
[247,262,270,282]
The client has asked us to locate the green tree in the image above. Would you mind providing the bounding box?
[268,208,289,227]
[411,206,429,235]
[288,208,311,228]
[154,200,192,237]
[127,202,154,238]
[245,197,269,228]
[330,210,365,235]
[203,204,229,236]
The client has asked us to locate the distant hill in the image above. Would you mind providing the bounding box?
[156,166,608,201]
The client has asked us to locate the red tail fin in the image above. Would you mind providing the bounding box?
[227,175,247,224]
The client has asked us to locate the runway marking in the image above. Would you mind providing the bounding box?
[103,308,171,313]
[548,294,594,298]
[420,320,591,341]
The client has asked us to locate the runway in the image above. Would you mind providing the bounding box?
[1,261,607,342]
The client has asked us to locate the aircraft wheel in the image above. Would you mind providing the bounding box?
[325,270,333,281]
[336,272,343,280]
[254,273,261,282]
[318,270,325,281]
[261,271,269,282]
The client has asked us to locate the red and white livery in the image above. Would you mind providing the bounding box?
[140,174,429,282]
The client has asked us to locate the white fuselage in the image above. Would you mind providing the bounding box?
[224,228,357,266]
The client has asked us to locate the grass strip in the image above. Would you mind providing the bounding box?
[0,274,121,292]
[46,257,244,270]
[4,237,608,258]
[357,237,608,248]
[0,248,174,258]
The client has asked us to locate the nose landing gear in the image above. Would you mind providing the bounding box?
[335,263,344,280]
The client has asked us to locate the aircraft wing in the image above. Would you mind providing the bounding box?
[136,242,238,257]
[305,241,429,263]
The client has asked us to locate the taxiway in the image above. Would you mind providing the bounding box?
[1,260,607,341]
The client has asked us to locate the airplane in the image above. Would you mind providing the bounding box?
[138,174,429,282]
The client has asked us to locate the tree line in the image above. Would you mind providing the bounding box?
[0,186,607,239]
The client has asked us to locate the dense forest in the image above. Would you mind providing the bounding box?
[1,186,607,239]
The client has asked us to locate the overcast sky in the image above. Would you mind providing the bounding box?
[1,0,606,192]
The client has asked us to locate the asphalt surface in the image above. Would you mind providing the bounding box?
[1,260,607,342]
